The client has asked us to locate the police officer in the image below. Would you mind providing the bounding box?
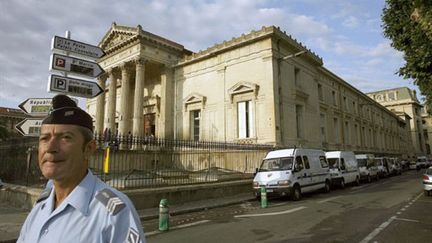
[17,95,146,243]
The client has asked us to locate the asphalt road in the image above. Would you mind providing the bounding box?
[145,169,432,243]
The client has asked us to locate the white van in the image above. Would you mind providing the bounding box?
[355,154,379,183]
[253,148,331,201]
[374,157,389,178]
[325,151,360,188]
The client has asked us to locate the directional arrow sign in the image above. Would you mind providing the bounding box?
[19,98,52,116]
[18,97,78,116]
[48,74,104,98]
[50,53,104,78]
[52,36,105,59]
[15,118,44,137]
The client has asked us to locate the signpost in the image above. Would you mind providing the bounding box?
[18,98,52,116]
[18,97,78,116]
[15,118,44,137]
[48,74,104,98]
[50,53,104,78]
[51,36,105,59]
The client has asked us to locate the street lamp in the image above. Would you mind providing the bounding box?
[281,50,306,60]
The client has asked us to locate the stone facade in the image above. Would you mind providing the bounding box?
[367,87,426,157]
[87,24,410,156]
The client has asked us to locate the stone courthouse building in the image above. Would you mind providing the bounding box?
[87,23,411,156]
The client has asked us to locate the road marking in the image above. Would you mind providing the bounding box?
[351,185,367,190]
[359,216,396,243]
[234,206,307,218]
[145,220,210,237]
[394,217,420,223]
[318,196,342,204]
[359,192,424,243]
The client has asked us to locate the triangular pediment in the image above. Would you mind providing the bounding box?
[184,93,206,104]
[228,82,259,95]
[99,23,140,51]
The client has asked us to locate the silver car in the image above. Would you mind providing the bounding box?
[423,167,432,196]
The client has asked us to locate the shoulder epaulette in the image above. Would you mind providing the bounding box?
[95,188,126,215]
[36,187,51,203]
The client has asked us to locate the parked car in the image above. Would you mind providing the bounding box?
[423,167,432,196]
[355,154,379,183]
[409,161,417,170]
[326,151,360,188]
[417,156,428,169]
[253,148,331,201]
[390,161,402,175]
[375,157,389,178]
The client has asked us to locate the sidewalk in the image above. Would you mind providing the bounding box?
[137,192,256,220]
[0,202,28,243]
[0,192,255,242]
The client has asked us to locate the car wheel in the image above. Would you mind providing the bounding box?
[424,190,430,197]
[324,180,331,193]
[340,179,345,189]
[354,176,360,186]
[292,185,301,201]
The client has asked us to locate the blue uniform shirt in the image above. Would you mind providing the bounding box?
[17,170,146,243]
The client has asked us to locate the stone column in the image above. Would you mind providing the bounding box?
[132,58,146,137]
[95,74,107,135]
[159,65,174,139]
[107,68,118,133]
[119,62,132,136]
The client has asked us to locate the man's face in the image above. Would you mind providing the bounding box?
[38,124,95,184]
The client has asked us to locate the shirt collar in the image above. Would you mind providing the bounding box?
[62,170,97,216]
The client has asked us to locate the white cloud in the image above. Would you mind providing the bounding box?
[0,0,418,109]
[342,16,359,28]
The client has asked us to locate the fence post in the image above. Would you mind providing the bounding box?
[25,147,33,186]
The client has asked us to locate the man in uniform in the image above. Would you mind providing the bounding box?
[18,94,146,243]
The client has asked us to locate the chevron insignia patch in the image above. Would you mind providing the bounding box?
[95,188,125,215]
[126,228,140,243]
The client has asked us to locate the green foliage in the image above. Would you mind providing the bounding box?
[382,0,432,104]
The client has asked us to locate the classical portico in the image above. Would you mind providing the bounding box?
[90,22,190,138]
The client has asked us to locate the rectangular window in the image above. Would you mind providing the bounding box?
[344,121,350,144]
[294,67,300,86]
[238,101,254,138]
[332,91,337,106]
[296,105,303,138]
[334,117,340,143]
[303,156,310,169]
[319,156,329,168]
[343,96,347,111]
[191,110,200,141]
[318,83,323,101]
[320,114,326,143]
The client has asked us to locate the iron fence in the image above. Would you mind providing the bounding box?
[0,134,274,189]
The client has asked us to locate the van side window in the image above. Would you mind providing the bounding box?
[295,156,304,171]
[340,158,346,170]
[303,156,310,169]
[319,156,329,168]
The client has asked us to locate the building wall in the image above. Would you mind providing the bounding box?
[367,88,427,156]
[86,24,412,157]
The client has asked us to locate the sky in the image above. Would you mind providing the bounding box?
[0,0,421,109]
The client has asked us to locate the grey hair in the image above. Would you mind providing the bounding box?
[77,126,94,148]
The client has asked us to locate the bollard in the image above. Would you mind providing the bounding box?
[159,199,169,231]
[260,187,268,208]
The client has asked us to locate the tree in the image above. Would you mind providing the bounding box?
[382,0,432,106]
